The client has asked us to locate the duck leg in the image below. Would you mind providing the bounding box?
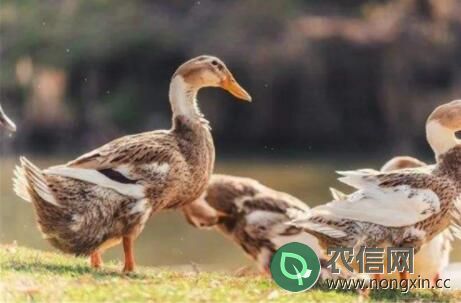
[122,236,136,273]
[400,271,410,288]
[90,251,103,268]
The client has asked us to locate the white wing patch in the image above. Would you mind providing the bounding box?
[314,170,441,227]
[45,166,145,199]
[244,210,287,239]
[245,210,279,226]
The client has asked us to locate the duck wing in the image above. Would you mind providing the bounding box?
[312,169,441,227]
[239,195,309,239]
[329,187,347,200]
[45,130,174,199]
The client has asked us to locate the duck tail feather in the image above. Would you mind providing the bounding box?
[13,164,32,202]
[15,157,60,207]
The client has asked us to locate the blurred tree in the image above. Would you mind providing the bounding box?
[1,0,461,156]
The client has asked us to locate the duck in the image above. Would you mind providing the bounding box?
[289,100,461,282]
[380,156,452,285]
[0,104,17,132]
[182,174,325,273]
[182,174,364,284]
[330,156,452,285]
[13,55,252,272]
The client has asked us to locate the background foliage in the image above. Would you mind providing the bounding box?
[2,0,461,156]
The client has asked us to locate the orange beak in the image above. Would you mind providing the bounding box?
[221,74,252,102]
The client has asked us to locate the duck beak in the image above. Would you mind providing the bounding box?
[221,74,252,102]
[0,107,16,132]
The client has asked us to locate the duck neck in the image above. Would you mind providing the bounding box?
[426,120,458,160]
[169,75,203,123]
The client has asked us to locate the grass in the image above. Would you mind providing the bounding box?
[1,245,460,302]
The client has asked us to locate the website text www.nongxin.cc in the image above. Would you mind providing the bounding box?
[320,276,451,293]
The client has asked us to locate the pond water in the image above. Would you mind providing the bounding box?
[1,156,460,271]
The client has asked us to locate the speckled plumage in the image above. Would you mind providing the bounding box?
[13,55,251,271]
[332,156,453,282]
[290,101,461,258]
[16,117,213,256]
[381,156,452,283]
[182,174,323,272]
[296,152,461,252]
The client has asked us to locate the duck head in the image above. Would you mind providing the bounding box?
[426,100,461,159]
[172,55,252,102]
[380,156,426,172]
[0,104,16,133]
[182,198,228,229]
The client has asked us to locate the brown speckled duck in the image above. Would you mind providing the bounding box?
[381,156,453,285]
[331,156,452,284]
[182,174,323,273]
[289,100,461,281]
[0,104,16,132]
[13,55,252,272]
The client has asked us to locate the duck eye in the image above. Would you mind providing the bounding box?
[211,60,218,66]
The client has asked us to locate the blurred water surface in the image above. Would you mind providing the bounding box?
[1,156,460,270]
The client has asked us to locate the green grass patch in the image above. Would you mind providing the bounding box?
[0,245,460,302]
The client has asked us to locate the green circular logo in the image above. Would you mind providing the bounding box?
[270,242,321,292]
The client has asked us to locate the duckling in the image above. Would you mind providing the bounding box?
[331,156,452,284]
[182,174,324,273]
[13,55,251,272]
[289,100,461,282]
[0,104,16,132]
